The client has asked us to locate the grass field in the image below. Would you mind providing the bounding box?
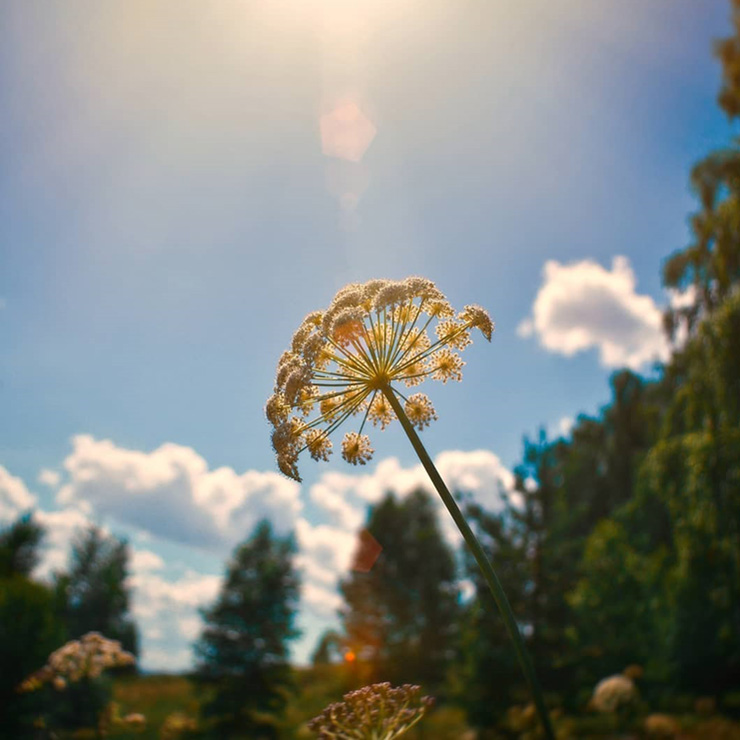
[57,668,740,739]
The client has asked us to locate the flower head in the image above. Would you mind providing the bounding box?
[267,277,493,481]
[591,674,637,713]
[19,632,136,692]
[308,682,434,740]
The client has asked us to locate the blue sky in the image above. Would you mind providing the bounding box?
[0,0,734,670]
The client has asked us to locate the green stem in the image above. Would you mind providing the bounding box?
[381,385,555,740]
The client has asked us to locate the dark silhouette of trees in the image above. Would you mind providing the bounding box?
[339,489,460,693]
[54,525,138,658]
[0,513,44,578]
[0,515,65,739]
[195,520,300,739]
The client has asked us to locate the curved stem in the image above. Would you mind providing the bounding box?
[381,385,555,740]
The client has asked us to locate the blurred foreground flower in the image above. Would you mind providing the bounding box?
[591,674,637,713]
[269,277,553,739]
[19,631,135,692]
[307,682,433,740]
[160,711,198,739]
[644,713,680,739]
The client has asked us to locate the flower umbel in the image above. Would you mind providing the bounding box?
[267,277,493,481]
[19,632,135,692]
[307,682,434,740]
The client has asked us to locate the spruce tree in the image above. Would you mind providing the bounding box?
[54,525,138,656]
[339,489,460,693]
[196,520,300,739]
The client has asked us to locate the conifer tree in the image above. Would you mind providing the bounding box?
[339,489,460,692]
[196,520,300,739]
[55,525,138,656]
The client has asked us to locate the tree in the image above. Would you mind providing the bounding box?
[663,0,740,341]
[0,515,65,739]
[195,520,300,739]
[339,489,460,692]
[0,513,44,578]
[55,525,138,657]
[311,629,343,666]
[453,497,530,729]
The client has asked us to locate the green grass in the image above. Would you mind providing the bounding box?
[46,668,740,739]
[109,674,200,739]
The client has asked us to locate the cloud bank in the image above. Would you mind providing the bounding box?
[1,438,518,671]
[57,435,302,548]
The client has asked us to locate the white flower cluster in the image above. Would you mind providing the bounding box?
[591,674,637,713]
[20,631,136,692]
[308,682,434,740]
[267,276,493,481]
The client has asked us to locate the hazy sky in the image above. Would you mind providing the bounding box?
[0,0,734,670]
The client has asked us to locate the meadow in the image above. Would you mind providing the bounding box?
[96,668,740,739]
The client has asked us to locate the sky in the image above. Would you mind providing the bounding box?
[0,0,735,671]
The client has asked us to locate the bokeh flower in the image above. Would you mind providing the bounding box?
[591,674,637,713]
[307,682,434,740]
[19,632,135,692]
[267,276,493,481]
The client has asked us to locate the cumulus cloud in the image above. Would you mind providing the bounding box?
[130,567,221,671]
[56,435,302,549]
[0,465,37,522]
[131,548,165,573]
[38,469,61,488]
[311,450,513,516]
[518,256,669,370]
[303,582,343,618]
[10,437,520,670]
[307,450,515,552]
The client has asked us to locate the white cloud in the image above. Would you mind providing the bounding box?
[177,615,203,641]
[554,416,575,438]
[130,569,221,620]
[33,507,96,579]
[518,256,669,370]
[311,451,513,516]
[38,469,61,488]
[295,518,356,593]
[131,548,165,573]
[309,475,365,530]
[307,450,515,554]
[302,581,343,618]
[15,437,520,671]
[57,435,302,549]
[130,568,222,671]
[0,465,37,522]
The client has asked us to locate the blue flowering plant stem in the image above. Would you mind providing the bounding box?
[267,276,554,740]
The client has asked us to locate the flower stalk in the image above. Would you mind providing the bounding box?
[381,385,555,740]
[267,277,554,739]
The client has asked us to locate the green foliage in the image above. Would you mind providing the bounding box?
[310,629,343,666]
[0,574,66,738]
[715,0,740,120]
[55,525,139,657]
[453,500,530,726]
[0,513,44,578]
[568,520,668,684]
[339,489,460,693]
[195,520,300,739]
